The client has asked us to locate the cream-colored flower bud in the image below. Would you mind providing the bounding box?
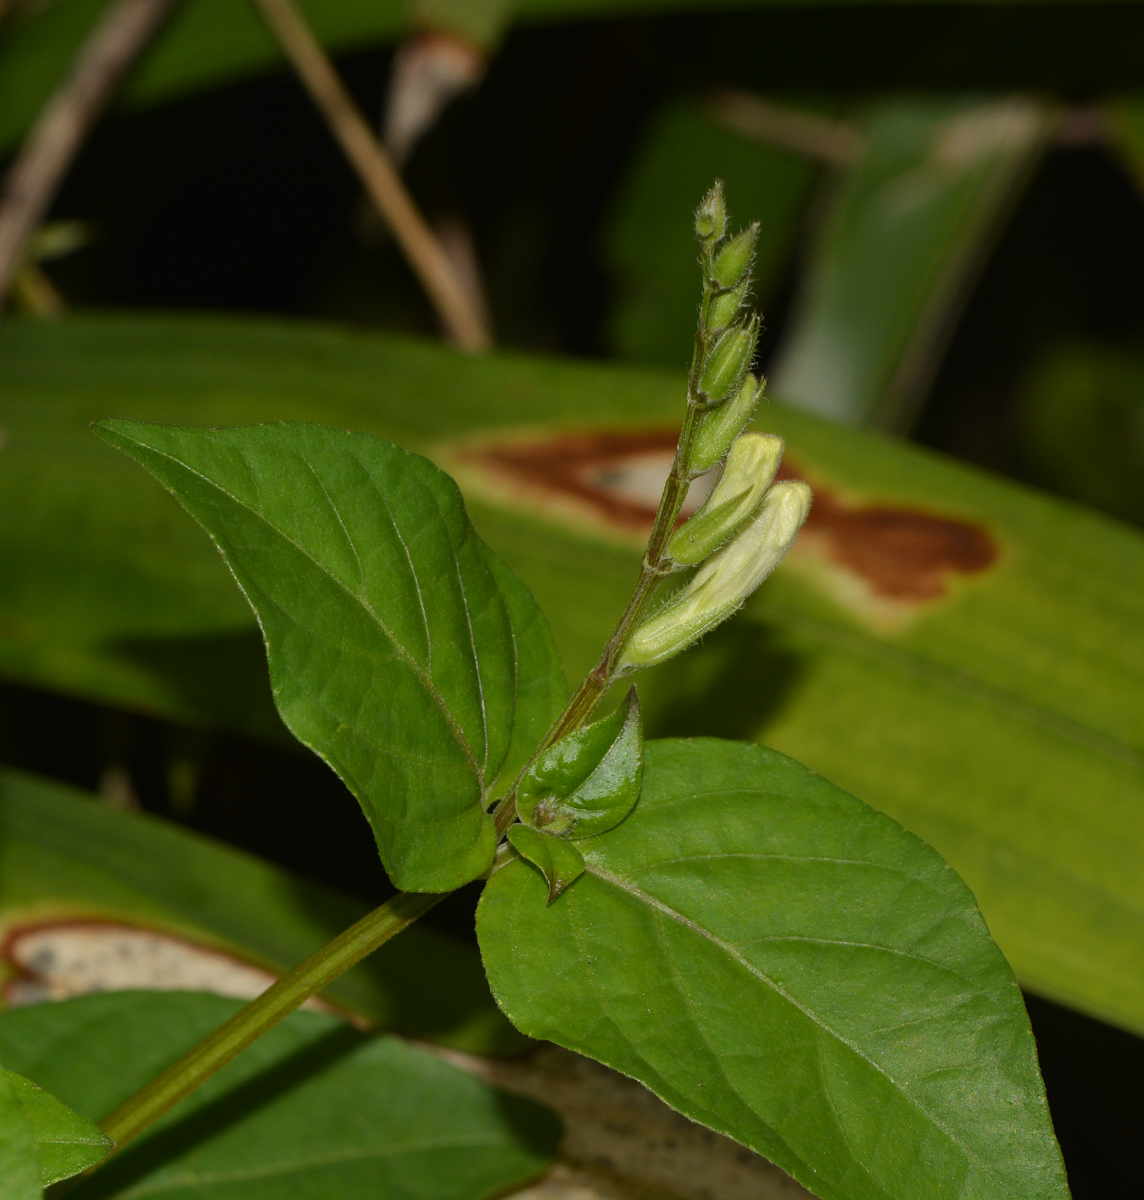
[668,433,784,567]
[622,480,812,669]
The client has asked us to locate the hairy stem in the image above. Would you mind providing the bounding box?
[96,891,442,1153]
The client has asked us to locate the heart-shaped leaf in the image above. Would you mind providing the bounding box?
[96,420,565,892]
[478,738,1069,1200]
[4,1072,111,1186]
[0,1063,40,1200]
[518,688,643,839]
[0,992,559,1200]
[505,825,585,903]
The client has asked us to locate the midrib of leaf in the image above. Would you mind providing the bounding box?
[766,604,1144,771]
[584,860,1014,1196]
[132,440,484,780]
[121,1135,516,1193]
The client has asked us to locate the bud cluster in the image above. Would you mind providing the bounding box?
[617,182,812,671]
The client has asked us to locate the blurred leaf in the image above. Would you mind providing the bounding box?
[3,1070,111,1186]
[1017,340,1144,527]
[0,1062,40,1200]
[97,421,564,892]
[2,314,1144,1041]
[0,991,560,1200]
[772,96,1050,429]
[0,766,527,1054]
[480,739,1069,1200]
[604,99,816,366]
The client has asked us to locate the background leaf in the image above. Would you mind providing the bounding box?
[2,314,1144,1040]
[0,1063,40,1200]
[0,991,561,1200]
[0,767,526,1055]
[4,1070,111,1186]
[478,738,1069,1200]
[97,420,565,892]
[771,96,1050,430]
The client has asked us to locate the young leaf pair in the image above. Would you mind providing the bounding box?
[93,417,1070,1200]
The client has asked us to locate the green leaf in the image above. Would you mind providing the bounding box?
[3,1071,110,1186]
[5,313,1144,1040]
[0,991,560,1200]
[478,738,1069,1200]
[505,826,586,903]
[0,766,526,1055]
[95,420,564,892]
[772,96,1050,429]
[0,1063,40,1200]
[518,688,643,839]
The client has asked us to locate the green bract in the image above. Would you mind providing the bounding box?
[96,420,565,892]
[517,688,643,839]
[505,825,586,903]
[478,739,1070,1200]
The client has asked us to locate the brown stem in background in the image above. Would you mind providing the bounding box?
[0,0,176,307]
[705,89,864,168]
[249,0,492,352]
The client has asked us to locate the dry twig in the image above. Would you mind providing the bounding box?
[250,0,492,351]
[0,0,176,306]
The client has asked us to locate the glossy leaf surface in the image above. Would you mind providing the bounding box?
[4,1071,111,1186]
[0,767,525,1054]
[479,739,1069,1200]
[0,991,560,1200]
[0,1063,39,1200]
[772,96,1049,429]
[518,688,643,838]
[3,314,1144,1040]
[505,825,585,902]
[97,420,564,892]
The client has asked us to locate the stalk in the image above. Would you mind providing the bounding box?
[97,891,442,1153]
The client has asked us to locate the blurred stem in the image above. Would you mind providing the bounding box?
[96,891,443,1154]
[0,0,176,308]
[248,0,491,351]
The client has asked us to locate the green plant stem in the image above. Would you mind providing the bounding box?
[493,243,721,839]
[97,890,442,1153]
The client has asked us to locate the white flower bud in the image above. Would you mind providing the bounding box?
[668,433,784,567]
[622,480,812,669]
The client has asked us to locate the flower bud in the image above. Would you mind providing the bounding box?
[694,181,727,244]
[712,224,759,289]
[691,375,763,472]
[707,278,749,333]
[669,433,784,566]
[699,317,758,404]
[622,480,812,669]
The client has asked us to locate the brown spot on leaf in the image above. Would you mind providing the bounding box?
[0,918,334,1012]
[453,428,997,605]
[773,463,998,602]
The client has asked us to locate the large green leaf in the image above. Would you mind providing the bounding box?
[96,420,565,893]
[0,1062,40,1200]
[3,314,1144,1042]
[0,767,525,1054]
[3,1070,111,1186]
[479,738,1069,1200]
[0,991,560,1200]
[771,96,1049,430]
